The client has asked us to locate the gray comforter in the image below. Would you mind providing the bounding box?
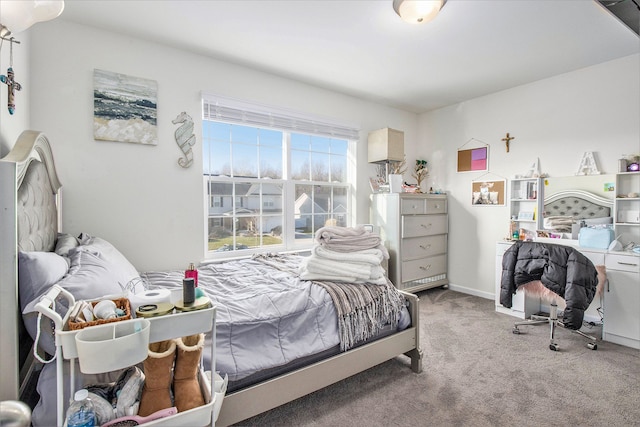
[142,254,408,383]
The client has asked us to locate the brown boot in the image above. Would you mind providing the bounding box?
[138,340,176,417]
[173,334,205,412]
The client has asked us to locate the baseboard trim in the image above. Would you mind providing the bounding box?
[447,283,493,300]
[448,284,603,326]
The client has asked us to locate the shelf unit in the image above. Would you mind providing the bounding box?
[35,286,222,427]
[614,172,640,247]
[508,177,544,238]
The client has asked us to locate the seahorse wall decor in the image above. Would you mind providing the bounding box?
[172,111,196,168]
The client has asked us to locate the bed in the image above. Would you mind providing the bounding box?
[0,131,423,426]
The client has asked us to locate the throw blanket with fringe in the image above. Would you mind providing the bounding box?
[313,279,405,351]
[253,253,405,351]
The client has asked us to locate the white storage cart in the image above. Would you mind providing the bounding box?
[35,285,225,427]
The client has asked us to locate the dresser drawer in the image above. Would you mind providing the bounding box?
[402,254,447,283]
[402,214,448,238]
[401,198,427,215]
[425,197,447,214]
[605,254,640,273]
[400,197,447,215]
[402,235,447,260]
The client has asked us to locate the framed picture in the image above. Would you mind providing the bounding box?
[458,146,488,172]
[517,211,535,221]
[93,69,158,145]
[471,179,505,206]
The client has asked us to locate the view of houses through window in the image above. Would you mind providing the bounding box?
[203,120,351,253]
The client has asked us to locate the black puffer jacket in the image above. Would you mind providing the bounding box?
[500,241,598,330]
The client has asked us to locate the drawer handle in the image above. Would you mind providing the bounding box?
[420,223,432,229]
[420,265,432,271]
[419,244,431,250]
[617,262,638,267]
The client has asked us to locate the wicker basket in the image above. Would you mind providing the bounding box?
[67,298,132,331]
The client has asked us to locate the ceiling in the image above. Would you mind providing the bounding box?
[58,0,640,114]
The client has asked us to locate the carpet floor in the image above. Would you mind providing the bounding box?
[234,288,640,426]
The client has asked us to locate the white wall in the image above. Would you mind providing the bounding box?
[27,20,417,271]
[418,53,640,298]
[0,30,30,156]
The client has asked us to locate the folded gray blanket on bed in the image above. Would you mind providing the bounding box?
[315,225,389,258]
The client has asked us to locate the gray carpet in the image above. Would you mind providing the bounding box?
[234,288,640,426]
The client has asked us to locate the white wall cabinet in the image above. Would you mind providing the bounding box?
[371,193,448,293]
[508,177,544,239]
[614,172,640,247]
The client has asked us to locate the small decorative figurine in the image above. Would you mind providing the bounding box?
[172,111,196,168]
[412,159,428,192]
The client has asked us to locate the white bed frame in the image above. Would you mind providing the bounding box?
[0,131,62,402]
[0,131,423,425]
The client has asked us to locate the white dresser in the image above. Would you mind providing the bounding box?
[371,193,448,292]
[495,240,640,349]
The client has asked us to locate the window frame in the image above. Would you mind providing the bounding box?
[202,96,358,259]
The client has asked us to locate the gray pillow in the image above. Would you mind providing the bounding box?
[18,251,70,358]
[22,246,134,356]
[54,233,80,256]
[18,251,70,313]
[76,233,139,287]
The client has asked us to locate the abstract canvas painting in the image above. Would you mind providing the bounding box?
[93,69,158,145]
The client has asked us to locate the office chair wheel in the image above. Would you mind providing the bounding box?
[549,343,559,351]
[587,342,597,350]
[512,327,520,334]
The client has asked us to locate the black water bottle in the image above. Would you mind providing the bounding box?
[183,277,195,305]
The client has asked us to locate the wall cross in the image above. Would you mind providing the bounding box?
[0,67,22,115]
[501,133,515,153]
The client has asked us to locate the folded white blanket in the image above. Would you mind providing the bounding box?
[303,256,383,280]
[299,268,388,285]
[312,245,384,265]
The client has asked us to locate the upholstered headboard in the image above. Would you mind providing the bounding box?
[0,131,61,401]
[544,190,612,220]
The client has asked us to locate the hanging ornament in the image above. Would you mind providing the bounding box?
[0,38,22,114]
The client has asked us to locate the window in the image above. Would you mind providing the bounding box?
[203,95,358,255]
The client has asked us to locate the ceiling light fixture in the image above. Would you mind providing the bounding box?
[393,0,447,24]
[0,0,65,37]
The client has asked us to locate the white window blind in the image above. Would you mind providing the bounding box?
[202,93,360,141]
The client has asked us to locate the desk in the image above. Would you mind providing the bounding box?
[495,240,639,349]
